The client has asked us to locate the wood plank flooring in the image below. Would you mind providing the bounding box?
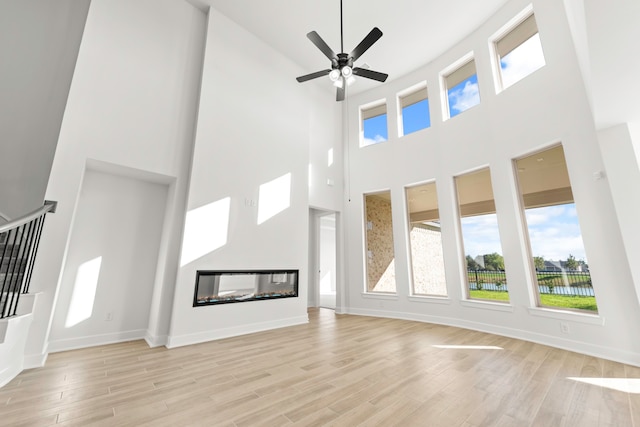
[1,308,638,426]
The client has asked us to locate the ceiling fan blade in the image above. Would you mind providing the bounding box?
[353,67,388,83]
[307,31,338,62]
[349,27,383,62]
[296,69,331,83]
[336,84,345,102]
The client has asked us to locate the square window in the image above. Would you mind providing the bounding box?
[361,102,388,147]
[398,85,430,136]
[494,12,545,90]
[443,58,480,119]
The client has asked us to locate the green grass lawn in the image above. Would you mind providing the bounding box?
[469,290,597,311]
[539,294,598,311]
[469,290,510,302]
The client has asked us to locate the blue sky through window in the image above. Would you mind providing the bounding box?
[363,114,388,145]
[461,203,587,264]
[524,203,587,262]
[448,74,480,118]
[500,33,545,89]
[402,99,430,135]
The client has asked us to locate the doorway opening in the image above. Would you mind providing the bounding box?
[318,213,337,309]
[309,209,338,310]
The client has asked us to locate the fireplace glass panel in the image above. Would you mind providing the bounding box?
[193,270,299,306]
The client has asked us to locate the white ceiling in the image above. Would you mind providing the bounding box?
[186,0,511,94]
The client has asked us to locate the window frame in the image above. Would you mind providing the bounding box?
[440,52,480,120]
[397,81,430,137]
[453,166,510,304]
[512,144,598,314]
[404,180,448,298]
[362,189,397,294]
[489,5,545,93]
[360,99,388,147]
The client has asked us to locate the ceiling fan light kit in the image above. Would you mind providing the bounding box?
[296,0,388,101]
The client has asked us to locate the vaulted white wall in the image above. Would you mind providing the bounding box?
[167,8,324,345]
[26,0,206,365]
[342,0,640,365]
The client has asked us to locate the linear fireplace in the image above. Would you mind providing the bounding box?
[193,269,299,306]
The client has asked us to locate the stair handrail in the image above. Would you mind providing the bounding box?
[0,201,57,234]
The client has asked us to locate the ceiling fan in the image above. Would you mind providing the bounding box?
[296,0,388,101]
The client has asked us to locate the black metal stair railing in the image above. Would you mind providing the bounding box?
[0,201,56,319]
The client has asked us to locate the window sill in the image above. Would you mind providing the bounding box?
[528,307,604,326]
[407,295,452,305]
[361,292,398,301]
[460,299,514,312]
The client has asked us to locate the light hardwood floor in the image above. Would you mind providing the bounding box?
[1,308,639,426]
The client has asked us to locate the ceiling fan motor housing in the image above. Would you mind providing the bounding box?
[335,53,353,70]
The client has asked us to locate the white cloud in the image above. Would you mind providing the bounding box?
[449,80,480,114]
[461,214,503,257]
[459,205,587,262]
[525,204,587,261]
[363,134,387,146]
[500,34,546,89]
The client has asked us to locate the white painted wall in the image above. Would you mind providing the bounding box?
[308,93,344,212]
[167,8,313,346]
[597,124,640,308]
[342,0,640,366]
[25,0,206,366]
[0,0,90,219]
[47,169,168,352]
[584,0,640,130]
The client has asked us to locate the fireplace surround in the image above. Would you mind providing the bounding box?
[193,269,299,306]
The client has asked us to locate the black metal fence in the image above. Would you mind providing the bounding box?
[467,269,594,297]
[0,202,55,319]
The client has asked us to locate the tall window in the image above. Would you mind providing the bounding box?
[455,168,509,302]
[406,182,446,296]
[398,84,430,136]
[361,102,388,147]
[494,11,545,90]
[515,145,597,312]
[443,56,480,119]
[364,191,396,293]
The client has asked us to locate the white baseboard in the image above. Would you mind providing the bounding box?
[346,307,640,368]
[48,329,147,353]
[144,332,168,348]
[23,351,48,369]
[166,315,309,348]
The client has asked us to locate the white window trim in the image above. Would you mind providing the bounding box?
[361,292,398,300]
[408,295,451,304]
[440,51,476,121]
[489,4,537,93]
[396,81,428,137]
[528,307,604,326]
[460,299,515,312]
[359,98,387,147]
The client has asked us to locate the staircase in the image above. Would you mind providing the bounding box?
[0,202,55,387]
[1,241,28,314]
